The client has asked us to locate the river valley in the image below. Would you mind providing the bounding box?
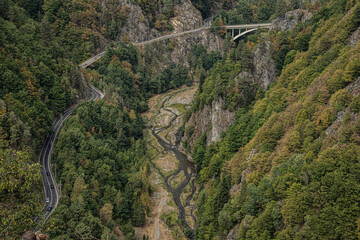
[136,86,198,240]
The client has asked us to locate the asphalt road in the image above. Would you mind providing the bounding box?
[78,17,214,69]
[78,19,271,69]
[78,51,107,68]
[133,17,213,46]
[39,86,103,222]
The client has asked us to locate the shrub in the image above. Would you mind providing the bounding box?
[345,58,360,82]
[330,89,352,112]
[185,125,195,139]
[327,69,346,94]
[350,95,360,112]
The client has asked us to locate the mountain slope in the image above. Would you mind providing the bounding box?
[185,1,360,239]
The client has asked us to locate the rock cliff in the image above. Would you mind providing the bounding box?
[252,41,276,90]
[349,26,360,46]
[118,0,223,75]
[119,2,156,43]
[187,97,236,146]
[271,9,313,31]
[186,40,276,147]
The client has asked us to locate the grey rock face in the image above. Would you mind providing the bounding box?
[119,2,156,43]
[187,41,276,147]
[253,41,276,90]
[271,9,313,31]
[171,0,203,32]
[325,77,360,137]
[187,98,236,147]
[165,0,223,67]
[346,77,360,97]
[120,0,223,73]
[227,225,241,240]
[349,26,360,47]
[169,30,223,67]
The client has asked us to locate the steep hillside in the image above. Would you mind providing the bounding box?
[185,40,276,148]
[184,0,360,239]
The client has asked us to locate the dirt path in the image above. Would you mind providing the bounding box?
[136,86,198,240]
[154,188,167,240]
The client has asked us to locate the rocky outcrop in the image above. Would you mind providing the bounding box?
[325,77,360,137]
[349,26,360,47]
[119,2,156,43]
[324,110,357,138]
[168,30,223,68]
[235,41,276,91]
[271,9,313,31]
[187,98,236,146]
[226,224,241,240]
[186,41,276,147]
[346,77,360,97]
[171,0,203,32]
[120,0,223,74]
[119,0,204,42]
[169,0,223,62]
[252,41,276,90]
[229,149,255,197]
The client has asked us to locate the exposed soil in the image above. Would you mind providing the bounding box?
[136,86,198,240]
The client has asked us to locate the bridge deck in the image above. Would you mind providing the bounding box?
[225,23,272,29]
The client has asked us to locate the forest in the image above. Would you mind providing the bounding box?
[0,0,191,238]
[46,42,193,239]
[47,100,149,239]
[1,0,88,236]
[1,0,360,239]
[187,0,360,239]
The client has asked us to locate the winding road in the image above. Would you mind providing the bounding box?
[39,83,103,223]
[78,17,213,69]
[78,18,273,69]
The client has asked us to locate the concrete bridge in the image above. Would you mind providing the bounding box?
[225,23,272,40]
[79,21,272,68]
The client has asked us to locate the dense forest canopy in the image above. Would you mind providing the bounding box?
[188,0,360,239]
[1,0,90,236]
[0,0,192,238]
[47,42,194,239]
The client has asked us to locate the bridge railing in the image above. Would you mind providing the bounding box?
[225,23,272,29]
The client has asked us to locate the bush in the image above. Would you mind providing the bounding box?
[327,70,346,94]
[330,89,352,112]
[184,228,195,239]
[185,125,195,139]
[345,58,360,82]
[350,95,360,112]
